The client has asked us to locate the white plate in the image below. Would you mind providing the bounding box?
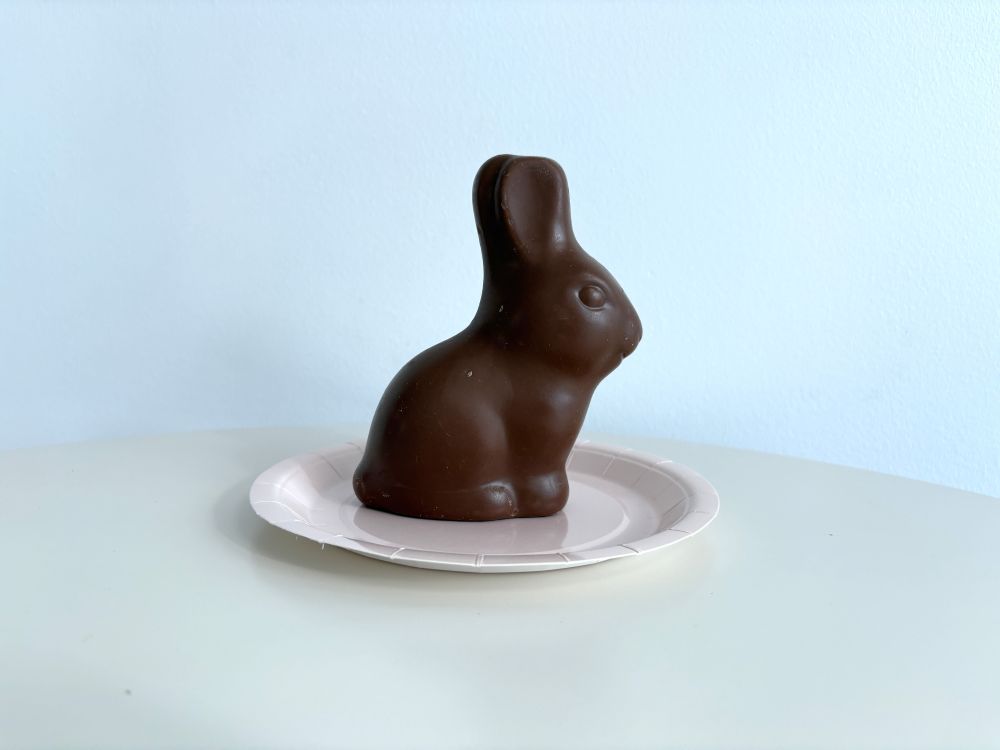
[249,440,720,573]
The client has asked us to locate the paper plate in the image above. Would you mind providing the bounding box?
[249,440,719,573]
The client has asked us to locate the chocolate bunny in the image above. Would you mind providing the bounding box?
[353,155,642,521]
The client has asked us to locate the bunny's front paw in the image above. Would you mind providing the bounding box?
[513,470,569,518]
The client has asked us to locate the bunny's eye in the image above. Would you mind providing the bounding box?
[578,285,607,309]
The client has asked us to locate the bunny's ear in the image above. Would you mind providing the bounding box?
[474,155,575,267]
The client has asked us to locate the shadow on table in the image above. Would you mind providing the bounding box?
[212,478,720,600]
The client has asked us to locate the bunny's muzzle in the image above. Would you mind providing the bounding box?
[622,314,642,359]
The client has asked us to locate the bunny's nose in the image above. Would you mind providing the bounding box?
[622,317,642,358]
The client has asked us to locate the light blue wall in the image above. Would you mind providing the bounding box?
[1,2,998,495]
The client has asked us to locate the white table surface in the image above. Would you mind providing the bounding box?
[2,427,997,749]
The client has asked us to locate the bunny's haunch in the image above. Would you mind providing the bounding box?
[354,155,642,521]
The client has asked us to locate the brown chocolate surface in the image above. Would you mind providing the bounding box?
[353,155,642,521]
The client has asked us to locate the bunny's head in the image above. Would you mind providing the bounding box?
[472,155,642,379]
